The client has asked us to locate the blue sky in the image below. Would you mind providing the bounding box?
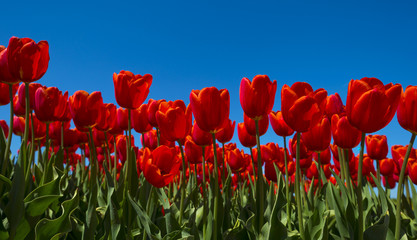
[1,1,417,162]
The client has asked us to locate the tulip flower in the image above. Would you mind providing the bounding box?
[346,77,402,133]
[156,100,192,142]
[17,82,43,110]
[190,87,230,133]
[397,86,417,134]
[13,116,25,136]
[69,90,103,130]
[142,129,175,150]
[34,87,68,123]
[141,146,181,188]
[184,136,205,164]
[325,93,344,117]
[269,110,294,137]
[0,82,18,106]
[301,116,331,153]
[331,114,361,149]
[113,70,152,109]
[132,104,152,134]
[239,75,277,119]
[13,95,26,117]
[380,158,394,176]
[0,120,9,138]
[191,121,212,146]
[227,148,247,173]
[281,82,327,132]
[96,103,117,132]
[365,135,388,160]
[243,113,269,137]
[6,36,49,83]
[237,122,256,148]
[147,99,166,128]
[215,119,235,143]
[0,47,19,84]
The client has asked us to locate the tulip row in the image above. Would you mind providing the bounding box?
[0,36,417,240]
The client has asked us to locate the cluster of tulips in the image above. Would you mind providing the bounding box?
[0,36,417,240]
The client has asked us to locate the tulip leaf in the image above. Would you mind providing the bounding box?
[25,195,62,217]
[127,192,161,239]
[35,191,79,240]
[0,173,11,189]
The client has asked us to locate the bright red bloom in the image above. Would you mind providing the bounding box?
[117,107,129,131]
[301,116,331,152]
[141,129,175,150]
[313,146,331,165]
[13,116,25,136]
[281,82,327,132]
[116,134,135,164]
[18,82,43,110]
[184,136,209,164]
[289,134,312,159]
[379,158,394,176]
[141,146,181,188]
[69,91,103,130]
[7,36,49,83]
[0,47,19,84]
[147,99,166,128]
[34,87,68,123]
[260,142,279,163]
[237,122,256,148]
[325,93,344,117]
[113,70,152,109]
[13,94,25,117]
[331,114,361,149]
[365,135,388,160]
[243,113,269,136]
[383,175,396,189]
[215,119,235,143]
[265,161,282,182]
[191,121,212,146]
[0,120,9,138]
[96,103,117,132]
[227,148,247,173]
[346,77,402,133]
[240,75,277,119]
[190,87,230,133]
[397,86,417,134]
[0,82,18,106]
[269,110,294,137]
[132,104,152,134]
[156,100,192,142]
[409,163,417,185]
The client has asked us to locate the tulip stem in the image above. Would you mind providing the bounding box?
[221,142,226,187]
[357,132,366,240]
[113,134,118,187]
[395,133,416,240]
[201,146,207,239]
[61,122,64,150]
[283,136,292,231]
[316,152,322,195]
[177,140,187,224]
[376,160,381,188]
[211,133,220,239]
[3,84,14,168]
[156,127,160,147]
[295,132,304,239]
[44,123,50,166]
[254,119,265,233]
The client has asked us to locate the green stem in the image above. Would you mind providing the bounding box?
[343,149,353,197]
[283,136,292,231]
[395,133,416,240]
[44,123,50,166]
[142,133,145,149]
[156,127,160,147]
[376,160,381,189]
[316,152,322,194]
[23,83,30,147]
[357,132,366,240]
[113,134,117,187]
[3,84,14,165]
[295,132,304,239]
[143,186,155,240]
[177,140,187,224]
[211,133,220,239]
[338,147,346,186]
[61,122,64,150]
[221,142,226,187]
[104,133,112,175]
[201,146,207,239]
[254,119,264,232]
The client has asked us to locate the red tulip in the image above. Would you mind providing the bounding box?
[69,90,103,130]
[331,114,361,149]
[365,135,388,160]
[301,116,331,153]
[96,103,117,132]
[0,82,18,106]
[269,110,294,137]
[237,122,256,148]
[243,113,269,136]
[18,82,43,110]
[227,148,247,173]
[12,116,25,136]
[116,134,135,164]
[132,104,152,134]
[184,136,208,164]
[15,114,46,140]
[190,87,230,133]
[313,147,331,165]
[215,119,235,143]
[156,100,192,142]
[13,94,26,117]
[113,70,152,109]
[409,162,417,185]
[0,120,9,138]
[240,75,277,119]
[265,161,281,182]
[379,158,394,176]
[289,134,312,159]
[191,121,212,146]
[0,47,19,84]
[141,146,181,188]
[34,87,68,123]
[147,99,166,128]
[325,93,344,117]
[141,129,175,150]
[260,142,279,163]
[346,77,402,133]
[117,107,129,131]
[383,175,396,189]
[397,86,417,134]
[6,37,49,82]
[281,82,327,132]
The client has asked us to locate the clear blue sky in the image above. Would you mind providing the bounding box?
[1,1,416,162]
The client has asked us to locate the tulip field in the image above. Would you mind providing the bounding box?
[1,36,417,240]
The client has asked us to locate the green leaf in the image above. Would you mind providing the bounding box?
[35,191,79,240]
[364,214,390,240]
[25,195,62,217]
[0,173,11,189]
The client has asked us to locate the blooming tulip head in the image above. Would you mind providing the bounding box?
[269,111,294,137]
[113,70,152,109]
[240,75,277,119]
[0,47,19,84]
[346,77,402,133]
[0,82,18,106]
[132,104,152,134]
[281,82,327,132]
[365,135,388,160]
[243,113,269,137]
[331,114,361,149]
[141,146,181,188]
[190,87,230,133]
[7,36,49,83]
[34,87,68,123]
[397,86,417,134]
[215,119,235,143]
[0,120,9,138]
[156,100,192,142]
[237,122,256,148]
[69,90,103,130]
[301,116,331,152]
